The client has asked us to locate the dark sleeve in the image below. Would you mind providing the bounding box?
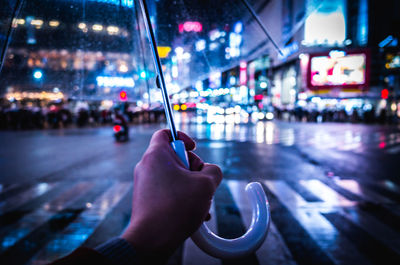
[49,238,139,265]
[48,247,114,265]
[49,238,170,265]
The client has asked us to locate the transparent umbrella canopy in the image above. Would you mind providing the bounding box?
[0,0,320,104]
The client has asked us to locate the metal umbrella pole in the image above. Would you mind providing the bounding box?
[240,0,283,56]
[137,0,178,142]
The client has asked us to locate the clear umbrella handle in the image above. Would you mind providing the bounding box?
[171,140,271,258]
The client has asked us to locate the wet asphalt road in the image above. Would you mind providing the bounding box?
[1,121,400,265]
[1,121,399,185]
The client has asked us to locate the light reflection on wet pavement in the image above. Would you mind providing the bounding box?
[28,182,131,265]
[0,121,399,264]
[0,182,93,253]
[179,120,400,154]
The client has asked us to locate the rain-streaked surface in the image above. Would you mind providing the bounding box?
[1,121,400,264]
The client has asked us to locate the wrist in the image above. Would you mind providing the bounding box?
[121,224,174,264]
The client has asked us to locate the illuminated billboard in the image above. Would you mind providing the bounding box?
[304,0,346,46]
[308,50,369,90]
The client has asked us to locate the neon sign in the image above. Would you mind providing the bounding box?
[239,61,247,85]
[179,22,202,33]
[157,46,172,58]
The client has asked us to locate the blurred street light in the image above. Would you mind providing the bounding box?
[92,24,103,31]
[49,20,60,27]
[33,70,43,79]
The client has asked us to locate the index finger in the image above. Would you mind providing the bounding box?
[150,129,196,151]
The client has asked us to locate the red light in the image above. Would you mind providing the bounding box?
[113,125,121,133]
[254,94,263,101]
[179,21,202,33]
[381,89,389,99]
[119,91,127,101]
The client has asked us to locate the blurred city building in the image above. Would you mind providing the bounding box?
[241,0,400,122]
[0,0,153,105]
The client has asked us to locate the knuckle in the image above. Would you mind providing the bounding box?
[140,152,152,164]
[199,176,215,193]
[208,164,222,178]
[139,150,158,168]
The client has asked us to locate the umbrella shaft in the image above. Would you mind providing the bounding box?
[138,0,178,141]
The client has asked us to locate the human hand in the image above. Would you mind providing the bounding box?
[121,129,222,259]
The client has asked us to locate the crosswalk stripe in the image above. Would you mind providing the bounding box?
[28,182,132,265]
[285,180,323,202]
[182,202,221,265]
[339,208,400,253]
[226,180,296,265]
[0,182,94,253]
[0,183,57,214]
[318,179,363,201]
[333,179,393,203]
[263,180,308,207]
[263,180,371,265]
[299,179,356,207]
[261,181,334,265]
[323,212,400,264]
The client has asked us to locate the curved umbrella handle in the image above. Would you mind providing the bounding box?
[191,182,270,258]
[171,140,271,258]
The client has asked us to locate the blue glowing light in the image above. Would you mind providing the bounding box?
[234,22,243,33]
[357,0,368,46]
[140,71,147,79]
[379,36,394,48]
[33,70,43,79]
